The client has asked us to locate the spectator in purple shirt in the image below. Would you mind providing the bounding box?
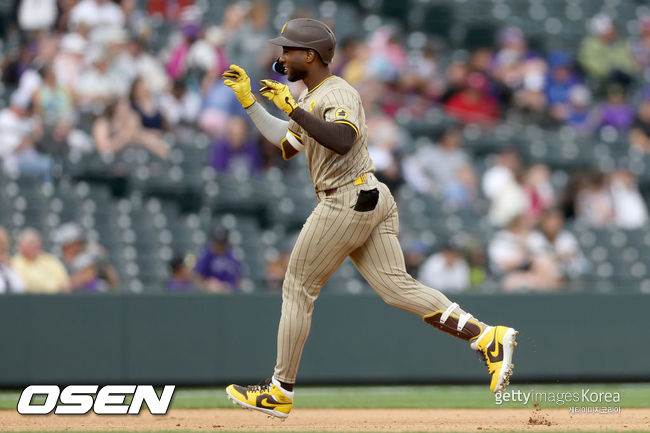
[167,256,195,292]
[210,116,263,175]
[596,84,635,132]
[195,225,242,292]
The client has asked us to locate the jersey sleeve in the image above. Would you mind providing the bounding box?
[321,88,361,138]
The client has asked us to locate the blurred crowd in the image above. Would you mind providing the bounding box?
[1,0,650,294]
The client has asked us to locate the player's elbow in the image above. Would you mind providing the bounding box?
[332,123,357,155]
[334,141,354,155]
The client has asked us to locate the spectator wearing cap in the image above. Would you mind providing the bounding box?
[418,241,470,293]
[53,33,87,91]
[491,27,544,107]
[579,13,637,92]
[444,72,500,126]
[0,227,26,294]
[11,228,69,293]
[0,91,51,181]
[167,21,203,81]
[545,51,582,123]
[195,226,243,293]
[629,88,650,153]
[565,85,593,134]
[167,256,195,292]
[491,27,536,88]
[56,223,119,292]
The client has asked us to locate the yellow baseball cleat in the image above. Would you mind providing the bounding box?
[471,326,519,393]
[226,378,293,418]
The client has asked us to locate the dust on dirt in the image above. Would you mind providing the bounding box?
[528,401,553,426]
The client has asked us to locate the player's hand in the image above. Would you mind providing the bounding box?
[222,64,256,109]
[259,79,298,116]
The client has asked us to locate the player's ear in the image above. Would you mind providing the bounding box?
[305,49,316,64]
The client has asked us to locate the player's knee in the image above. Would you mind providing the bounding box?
[380,293,410,310]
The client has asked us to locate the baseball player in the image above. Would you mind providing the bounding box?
[223,18,518,419]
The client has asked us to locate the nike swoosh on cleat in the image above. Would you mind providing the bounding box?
[256,394,291,409]
[488,342,504,362]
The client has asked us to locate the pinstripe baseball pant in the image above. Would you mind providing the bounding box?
[274,174,487,383]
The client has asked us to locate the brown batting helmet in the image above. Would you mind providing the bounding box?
[269,18,336,64]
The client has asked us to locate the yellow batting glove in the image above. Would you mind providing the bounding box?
[259,79,298,116]
[222,64,256,109]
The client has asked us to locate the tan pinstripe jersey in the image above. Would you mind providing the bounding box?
[287,75,375,192]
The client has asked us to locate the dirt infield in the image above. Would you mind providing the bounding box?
[2,408,649,432]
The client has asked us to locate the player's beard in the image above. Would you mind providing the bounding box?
[287,66,307,82]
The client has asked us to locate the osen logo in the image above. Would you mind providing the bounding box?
[17,385,175,415]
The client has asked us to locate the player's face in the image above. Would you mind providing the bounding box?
[280,47,309,82]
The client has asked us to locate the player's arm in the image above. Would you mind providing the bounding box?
[258,79,357,155]
[288,107,356,155]
[222,65,303,160]
[245,102,304,160]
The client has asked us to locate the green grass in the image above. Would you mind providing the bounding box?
[1,383,649,411]
[171,383,650,410]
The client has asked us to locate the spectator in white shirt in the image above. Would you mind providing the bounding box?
[0,227,26,294]
[609,169,649,229]
[403,126,474,196]
[482,147,522,201]
[0,92,51,180]
[488,214,563,292]
[488,168,527,227]
[527,209,589,279]
[69,0,125,31]
[53,33,88,92]
[418,242,470,293]
[75,49,123,107]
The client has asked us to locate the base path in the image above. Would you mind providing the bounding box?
[1,408,649,432]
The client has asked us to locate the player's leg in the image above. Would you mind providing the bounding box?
[349,182,518,392]
[227,188,376,416]
[273,187,380,385]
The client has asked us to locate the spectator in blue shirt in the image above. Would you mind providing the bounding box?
[546,51,582,123]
